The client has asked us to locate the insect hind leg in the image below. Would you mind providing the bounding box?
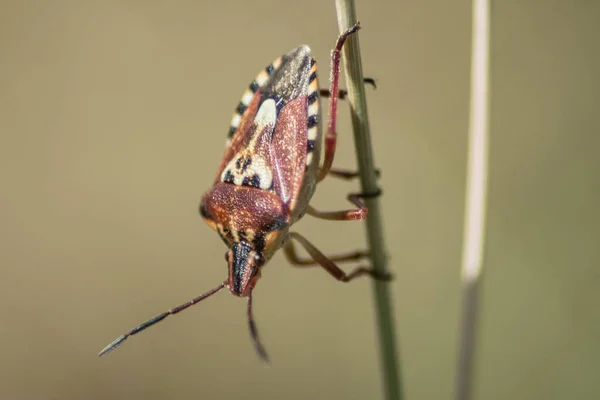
[284,239,369,266]
[285,232,391,282]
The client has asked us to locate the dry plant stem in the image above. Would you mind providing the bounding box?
[454,0,491,399]
[335,1,403,399]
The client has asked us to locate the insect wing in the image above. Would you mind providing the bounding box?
[214,56,283,185]
[214,46,320,211]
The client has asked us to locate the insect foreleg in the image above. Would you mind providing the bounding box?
[317,22,361,182]
[318,77,377,99]
[327,167,381,180]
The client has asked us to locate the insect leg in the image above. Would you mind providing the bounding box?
[317,22,361,182]
[327,167,381,180]
[306,191,381,221]
[98,282,226,356]
[286,232,391,282]
[319,77,377,99]
[284,238,369,266]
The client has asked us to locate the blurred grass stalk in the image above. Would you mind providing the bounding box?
[454,0,491,400]
[335,1,403,399]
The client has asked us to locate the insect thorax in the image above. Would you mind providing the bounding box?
[200,183,289,262]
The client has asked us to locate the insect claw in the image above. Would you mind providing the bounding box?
[368,268,394,282]
[319,77,376,100]
[363,77,377,89]
[357,188,383,199]
[349,20,361,34]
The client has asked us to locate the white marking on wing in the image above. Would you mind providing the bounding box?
[251,156,273,190]
[220,99,276,189]
[221,154,273,190]
[230,114,241,128]
[241,89,253,106]
[305,152,313,166]
[256,71,269,86]
[254,99,276,127]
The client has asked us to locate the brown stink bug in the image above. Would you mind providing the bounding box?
[99,21,387,362]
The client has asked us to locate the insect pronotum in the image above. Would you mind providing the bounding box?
[99,21,387,362]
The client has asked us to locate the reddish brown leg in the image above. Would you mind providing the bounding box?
[285,232,391,282]
[307,191,382,221]
[319,77,377,100]
[317,22,361,183]
[284,239,369,266]
[328,167,381,180]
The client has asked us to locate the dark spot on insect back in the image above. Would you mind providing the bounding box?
[308,71,317,83]
[235,155,253,173]
[249,81,259,93]
[228,126,236,138]
[236,102,247,115]
[307,140,316,153]
[308,91,318,105]
[223,170,235,184]
[242,157,252,171]
[310,58,316,67]
[266,64,275,75]
[307,115,318,128]
[242,174,260,188]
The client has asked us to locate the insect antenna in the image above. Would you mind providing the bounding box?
[247,289,270,363]
[98,282,227,357]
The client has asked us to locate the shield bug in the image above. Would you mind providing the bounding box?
[99,21,387,362]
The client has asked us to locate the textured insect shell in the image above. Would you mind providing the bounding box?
[200,44,323,265]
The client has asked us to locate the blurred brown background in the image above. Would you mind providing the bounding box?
[1,1,599,399]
